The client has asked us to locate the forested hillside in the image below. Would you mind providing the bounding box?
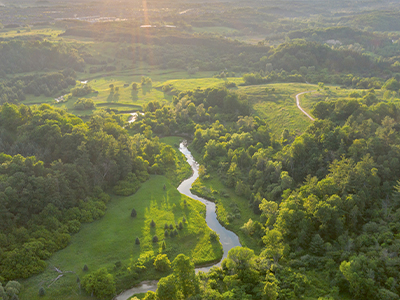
[0,104,178,281]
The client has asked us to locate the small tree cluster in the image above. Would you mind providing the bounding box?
[154,254,171,272]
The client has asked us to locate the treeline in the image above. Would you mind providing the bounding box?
[0,40,85,76]
[0,69,77,103]
[0,104,178,281]
[287,26,390,50]
[242,70,384,89]
[265,41,387,75]
[129,87,250,135]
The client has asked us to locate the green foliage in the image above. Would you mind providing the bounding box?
[383,78,400,91]
[73,98,96,110]
[157,275,177,300]
[81,268,116,300]
[71,85,94,97]
[38,287,45,296]
[154,254,171,272]
[172,254,200,299]
[114,173,142,196]
[143,291,157,300]
[0,281,21,300]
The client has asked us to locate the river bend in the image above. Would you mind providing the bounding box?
[115,142,241,300]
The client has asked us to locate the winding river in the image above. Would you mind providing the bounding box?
[114,142,241,300]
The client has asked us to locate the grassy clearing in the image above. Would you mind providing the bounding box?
[241,83,315,137]
[19,176,222,300]
[242,83,380,138]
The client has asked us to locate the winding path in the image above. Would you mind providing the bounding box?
[295,91,316,121]
[114,142,241,300]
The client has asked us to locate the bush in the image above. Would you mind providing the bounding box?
[71,85,94,97]
[164,230,169,237]
[135,237,140,245]
[83,264,89,272]
[182,217,186,223]
[114,173,141,196]
[143,291,157,300]
[210,231,219,242]
[82,268,116,300]
[172,229,178,237]
[39,287,45,296]
[178,222,183,230]
[131,208,137,218]
[169,224,174,230]
[154,254,171,272]
[150,220,156,228]
[73,98,95,110]
[164,223,169,230]
[152,235,159,243]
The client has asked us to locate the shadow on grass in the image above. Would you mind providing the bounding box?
[107,92,120,102]
[131,90,138,101]
[142,86,152,95]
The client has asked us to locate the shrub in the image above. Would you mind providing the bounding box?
[113,173,141,196]
[173,229,178,237]
[150,220,156,228]
[164,223,169,230]
[39,287,45,296]
[143,291,157,300]
[152,235,159,243]
[73,98,95,110]
[164,230,169,237]
[135,237,140,245]
[182,217,186,223]
[178,222,183,230]
[210,231,219,242]
[162,241,166,250]
[83,264,89,272]
[153,254,171,272]
[81,268,116,300]
[71,85,94,97]
[131,208,137,218]
[169,224,173,230]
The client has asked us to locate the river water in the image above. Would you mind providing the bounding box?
[114,142,241,300]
